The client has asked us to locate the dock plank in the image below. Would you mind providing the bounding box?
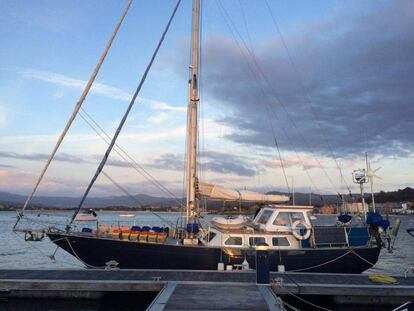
[163,284,269,311]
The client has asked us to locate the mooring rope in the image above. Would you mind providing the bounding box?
[349,249,376,267]
[287,249,376,273]
[63,236,106,269]
[11,231,85,268]
[271,278,334,311]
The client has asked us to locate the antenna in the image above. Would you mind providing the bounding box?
[352,166,368,220]
[365,153,382,213]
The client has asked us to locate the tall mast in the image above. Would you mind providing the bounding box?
[186,0,200,225]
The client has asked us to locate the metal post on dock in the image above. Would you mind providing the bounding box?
[256,243,270,285]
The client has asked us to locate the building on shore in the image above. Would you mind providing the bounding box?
[318,205,337,214]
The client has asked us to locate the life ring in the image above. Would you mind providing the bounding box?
[291,220,311,240]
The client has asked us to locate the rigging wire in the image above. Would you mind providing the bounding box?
[14,0,133,228]
[101,171,175,226]
[266,107,324,197]
[263,0,353,197]
[240,0,303,196]
[69,0,182,228]
[217,0,342,197]
[78,108,184,208]
[216,0,291,194]
[77,110,181,226]
[239,0,298,193]
[181,110,189,225]
[197,0,208,216]
[221,0,332,196]
[101,170,144,208]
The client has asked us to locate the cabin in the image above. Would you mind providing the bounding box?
[204,206,313,249]
[204,205,371,249]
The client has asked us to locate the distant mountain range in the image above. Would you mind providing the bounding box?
[0,187,412,209]
[0,191,180,208]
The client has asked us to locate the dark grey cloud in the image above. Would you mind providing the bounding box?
[201,151,256,177]
[147,151,256,177]
[197,1,414,158]
[0,151,89,164]
[0,163,15,168]
[0,151,135,169]
[147,153,185,171]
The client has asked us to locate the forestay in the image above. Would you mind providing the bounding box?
[198,181,290,203]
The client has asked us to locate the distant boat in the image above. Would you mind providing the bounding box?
[119,214,134,217]
[74,209,97,222]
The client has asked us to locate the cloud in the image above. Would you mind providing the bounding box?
[0,151,89,164]
[146,151,256,177]
[5,147,256,179]
[150,101,186,112]
[147,153,185,171]
[0,151,139,170]
[201,151,256,177]
[192,1,414,158]
[258,155,322,170]
[0,163,15,168]
[21,69,131,101]
[0,125,186,147]
[148,112,171,125]
[0,170,87,196]
[20,70,188,114]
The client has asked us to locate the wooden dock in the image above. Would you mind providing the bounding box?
[0,269,413,310]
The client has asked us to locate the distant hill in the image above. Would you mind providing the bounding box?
[373,187,414,203]
[1,187,412,209]
[0,191,181,209]
[267,187,414,206]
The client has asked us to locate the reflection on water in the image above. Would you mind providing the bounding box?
[0,292,158,311]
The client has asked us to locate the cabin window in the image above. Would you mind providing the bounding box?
[224,236,243,246]
[206,232,216,242]
[273,212,291,226]
[257,210,273,224]
[249,237,266,246]
[291,212,305,222]
[272,237,290,246]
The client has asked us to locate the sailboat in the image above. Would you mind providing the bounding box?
[14,0,392,273]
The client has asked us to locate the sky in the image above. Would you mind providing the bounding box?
[0,0,413,198]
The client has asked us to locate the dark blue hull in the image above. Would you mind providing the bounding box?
[48,233,381,273]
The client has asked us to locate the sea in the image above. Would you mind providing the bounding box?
[0,210,413,310]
